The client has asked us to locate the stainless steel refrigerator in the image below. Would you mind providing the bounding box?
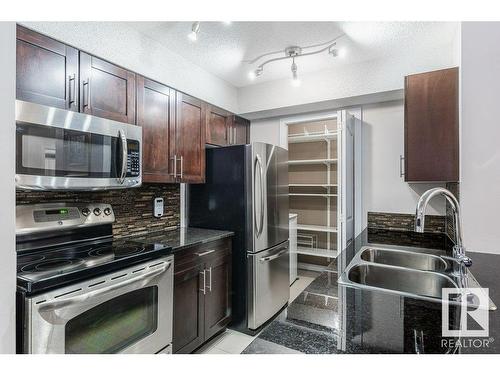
[189,142,289,334]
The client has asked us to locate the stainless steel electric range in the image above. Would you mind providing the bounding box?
[16,203,174,354]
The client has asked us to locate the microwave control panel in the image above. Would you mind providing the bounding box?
[127,140,140,177]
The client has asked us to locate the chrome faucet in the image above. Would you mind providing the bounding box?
[415,187,472,287]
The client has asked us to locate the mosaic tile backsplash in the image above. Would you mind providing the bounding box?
[367,211,446,234]
[16,184,180,238]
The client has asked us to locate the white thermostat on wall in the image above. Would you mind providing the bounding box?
[153,197,164,218]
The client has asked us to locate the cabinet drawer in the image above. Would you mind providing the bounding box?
[174,237,231,273]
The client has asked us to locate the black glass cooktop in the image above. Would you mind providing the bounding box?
[17,238,172,294]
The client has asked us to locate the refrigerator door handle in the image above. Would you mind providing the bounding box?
[254,154,264,238]
[260,249,288,262]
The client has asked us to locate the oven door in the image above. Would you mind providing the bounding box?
[25,257,173,354]
[15,100,141,191]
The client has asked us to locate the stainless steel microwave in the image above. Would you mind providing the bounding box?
[15,100,142,191]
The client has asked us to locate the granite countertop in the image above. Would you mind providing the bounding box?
[243,228,500,354]
[129,227,234,253]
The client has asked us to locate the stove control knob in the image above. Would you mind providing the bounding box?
[104,207,112,216]
[93,208,102,216]
[82,207,91,217]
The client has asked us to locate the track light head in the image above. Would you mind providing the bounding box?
[248,66,263,81]
[291,58,300,86]
[291,58,298,79]
[188,22,200,42]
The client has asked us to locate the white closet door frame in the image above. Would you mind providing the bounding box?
[337,110,355,253]
[282,111,338,261]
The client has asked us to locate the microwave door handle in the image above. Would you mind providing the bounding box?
[117,129,128,184]
[38,262,172,312]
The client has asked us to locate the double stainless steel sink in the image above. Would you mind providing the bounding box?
[339,246,496,310]
[360,248,448,272]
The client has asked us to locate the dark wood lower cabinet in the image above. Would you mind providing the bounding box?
[204,252,232,341]
[173,262,206,353]
[173,238,232,353]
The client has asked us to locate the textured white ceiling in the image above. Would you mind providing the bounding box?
[127,22,459,88]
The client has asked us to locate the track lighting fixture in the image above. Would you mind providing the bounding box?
[188,22,200,42]
[246,34,346,82]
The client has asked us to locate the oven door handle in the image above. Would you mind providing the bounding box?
[38,261,172,312]
[117,129,128,184]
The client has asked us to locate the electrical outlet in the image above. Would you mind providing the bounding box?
[153,197,164,218]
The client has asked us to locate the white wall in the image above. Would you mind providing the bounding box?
[238,41,456,115]
[0,22,17,354]
[461,22,500,254]
[250,118,283,148]
[361,101,445,229]
[22,22,238,113]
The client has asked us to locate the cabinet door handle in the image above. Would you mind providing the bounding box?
[68,74,76,106]
[194,249,215,257]
[200,270,206,295]
[179,155,184,180]
[82,78,90,109]
[207,267,212,292]
[399,155,405,178]
[170,155,177,178]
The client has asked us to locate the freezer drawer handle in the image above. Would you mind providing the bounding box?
[194,249,215,257]
[260,249,288,262]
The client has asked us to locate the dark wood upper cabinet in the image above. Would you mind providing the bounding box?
[231,115,250,145]
[16,25,79,111]
[175,92,206,183]
[79,52,136,124]
[137,76,175,183]
[404,67,459,182]
[206,105,231,146]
